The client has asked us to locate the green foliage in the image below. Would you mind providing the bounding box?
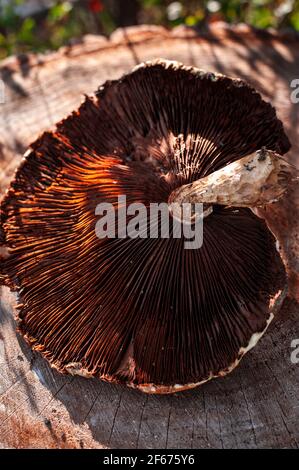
[48,1,73,22]
[142,0,162,6]
[0,0,298,60]
[291,10,299,28]
[248,7,275,29]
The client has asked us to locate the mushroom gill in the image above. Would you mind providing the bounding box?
[0,60,291,393]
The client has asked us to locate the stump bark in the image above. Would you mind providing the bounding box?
[0,23,299,449]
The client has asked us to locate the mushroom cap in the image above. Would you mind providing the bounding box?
[0,60,289,393]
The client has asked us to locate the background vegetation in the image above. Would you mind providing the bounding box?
[0,0,299,59]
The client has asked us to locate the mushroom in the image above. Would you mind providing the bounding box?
[0,59,295,394]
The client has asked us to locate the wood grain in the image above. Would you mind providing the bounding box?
[0,23,299,449]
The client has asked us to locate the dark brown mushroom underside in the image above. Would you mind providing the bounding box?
[0,61,288,386]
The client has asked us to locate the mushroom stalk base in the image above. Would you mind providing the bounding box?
[168,148,296,210]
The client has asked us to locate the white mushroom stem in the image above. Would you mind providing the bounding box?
[168,148,297,210]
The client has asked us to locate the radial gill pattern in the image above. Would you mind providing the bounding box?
[0,60,290,393]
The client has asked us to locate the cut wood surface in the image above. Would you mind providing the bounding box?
[0,23,299,449]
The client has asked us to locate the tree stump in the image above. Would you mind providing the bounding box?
[0,24,299,449]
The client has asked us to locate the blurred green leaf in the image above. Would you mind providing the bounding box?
[98,10,117,33]
[185,15,198,26]
[48,1,73,22]
[290,10,299,29]
[18,17,36,43]
[0,33,6,46]
[141,0,162,6]
[0,5,19,29]
[249,6,276,28]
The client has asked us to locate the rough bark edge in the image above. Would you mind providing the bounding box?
[1,23,299,73]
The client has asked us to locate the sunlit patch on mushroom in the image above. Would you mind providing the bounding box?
[0,59,293,393]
